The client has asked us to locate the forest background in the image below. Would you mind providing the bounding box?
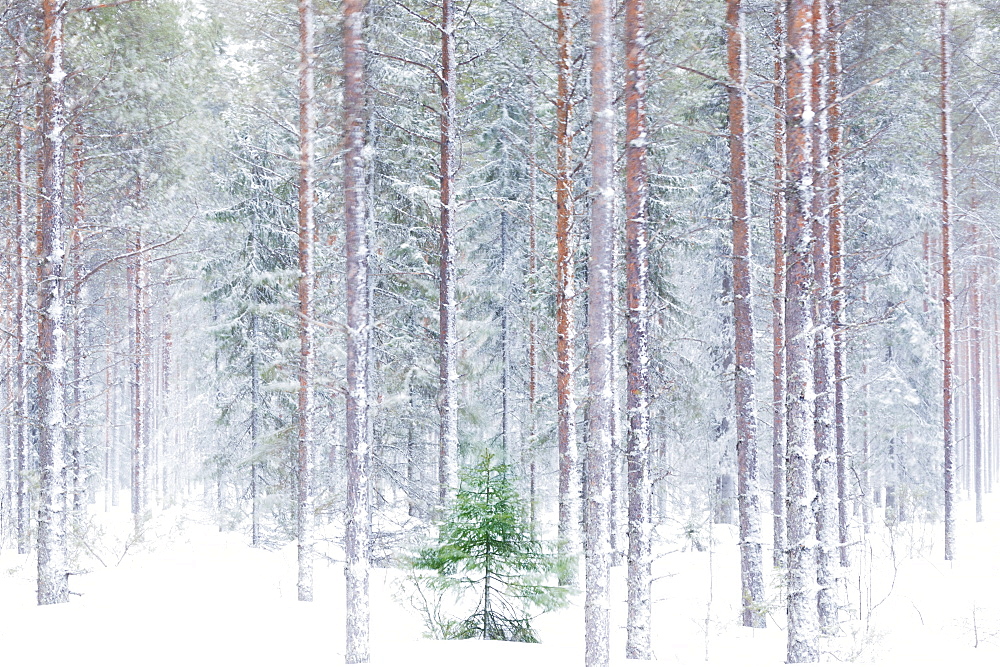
[2,0,1000,664]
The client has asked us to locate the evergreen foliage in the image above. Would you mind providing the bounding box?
[410,453,569,642]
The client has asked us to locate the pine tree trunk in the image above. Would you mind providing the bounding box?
[970,241,984,523]
[586,0,614,663]
[12,15,31,555]
[250,312,261,547]
[296,0,316,603]
[771,1,788,572]
[527,114,539,528]
[809,0,838,635]
[131,232,147,532]
[344,0,371,658]
[501,210,513,462]
[726,0,766,630]
[939,0,956,560]
[785,0,820,660]
[438,0,459,507]
[37,0,70,606]
[555,0,579,581]
[624,0,653,655]
[827,0,849,571]
[69,127,86,529]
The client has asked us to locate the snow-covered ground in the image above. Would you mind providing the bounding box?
[2,494,998,665]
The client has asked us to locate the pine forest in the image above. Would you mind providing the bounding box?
[2,0,1000,664]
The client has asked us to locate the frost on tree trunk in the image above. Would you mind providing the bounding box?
[624,0,653,657]
[826,0,849,570]
[438,0,459,508]
[586,0,614,663]
[809,0,838,635]
[970,235,984,524]
[726,0,766,630]
[131,229,150,533]
[69,128,86,535]
[784,0,819,660]
[37,0,69,606]
[12,12,31,556]
[771,1,788,572]
[296,0,316,603]
[250,312,261,547]
[555,0,579,583]
[344,0,371,660]
[527,115,539,527]
[939,0,956,559]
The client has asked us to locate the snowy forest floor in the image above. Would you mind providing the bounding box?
[2,494,999,665]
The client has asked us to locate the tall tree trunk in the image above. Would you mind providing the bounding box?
[970,234,984,524]
[344,0,371,659]
[555,0,578,582]
[131,232,147,531]
[501,210,513,461]
[527,114,539,528]
[771,1,788,572]
[296,0,316,603]
[939,0,956,561]
[827,0,849,571]
[809,0,837,634]
[12,14,31,555]
[727,0,766,630]
[437,0,459,506]
[69,127,86,530]
[624,0,652,655]
[586,0,614,663]
[250,312,261,547]
[861,363,870,534]
[37,0,70,606]
[785,0,820,660]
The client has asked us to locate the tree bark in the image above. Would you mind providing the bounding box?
[586,0,614,663]
[624,0,653,655]
[69,128,86,532]
[970,229,984,524]
[827,0,849,571]
[37,0,70,606]
[344,0,372,659]
[555,0,579,583]
[12,14,31,555]
[527,113,538,528]
[939,0,956,560]
[785,0,820,660]
[296,0,316,603]
[250,312,261,547]
[726,0,766,630]
[131,231,148,532]
[809,0,838,635]
[438,0,459,507]
[771,1,788,572]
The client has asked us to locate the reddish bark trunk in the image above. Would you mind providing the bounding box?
[727,0,766,630]
[555,0,579,581]
[827,0,849,571]
[624,0,653,654]
[785,0,820,659]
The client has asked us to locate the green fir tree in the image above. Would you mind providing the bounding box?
[412,453,570,642]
